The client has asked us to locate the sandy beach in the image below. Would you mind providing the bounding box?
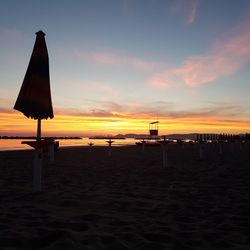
[0,143,250,249]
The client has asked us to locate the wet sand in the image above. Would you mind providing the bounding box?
[0,143,250,249]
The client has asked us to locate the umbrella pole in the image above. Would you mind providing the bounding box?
[161,144,167,168]
[33,119,42,192]
[37,118,41,141]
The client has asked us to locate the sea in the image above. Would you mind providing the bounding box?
[0,138,141,151]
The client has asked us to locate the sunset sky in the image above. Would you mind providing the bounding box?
[1,0,250,136]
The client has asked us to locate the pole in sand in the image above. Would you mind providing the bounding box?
[88,142,94,152]
[199,143,204,159]
[159,136,168,168]
[48,141,55,165]
[219,141,223,155]
[141,139,146,153]
[33,118,42,193]
[106,139,114,156]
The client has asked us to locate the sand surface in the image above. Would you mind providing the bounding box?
[0,143,250,249]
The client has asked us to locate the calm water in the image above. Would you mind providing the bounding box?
[0,138,140,151]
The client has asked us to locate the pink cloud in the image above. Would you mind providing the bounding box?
[76,51,158,71]
[149,16,250,88]
[170,0,199,26]
[186,0,199,26]
[149,77,175,89]
[92,53,115,65]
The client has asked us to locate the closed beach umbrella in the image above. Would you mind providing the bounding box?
[14,30,53,192]
[14,30,53,137]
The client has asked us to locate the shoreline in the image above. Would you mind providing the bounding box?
[0,138,139,152]
[0,144,138,152]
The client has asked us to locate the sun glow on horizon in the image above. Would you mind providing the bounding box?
[1,111,250,137]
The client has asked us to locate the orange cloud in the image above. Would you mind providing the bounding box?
[149,15,250,87]
[1,102,250,136]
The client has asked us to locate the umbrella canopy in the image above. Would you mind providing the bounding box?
[14,30,53,120]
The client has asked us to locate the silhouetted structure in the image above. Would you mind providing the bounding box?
[13,30,54,193]
[149,121,159,136]
[14,31,53,121]
[106,139,114,156]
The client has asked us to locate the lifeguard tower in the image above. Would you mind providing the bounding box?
[149,121,159,136]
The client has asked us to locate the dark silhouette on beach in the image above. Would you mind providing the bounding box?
[14,31,53,120]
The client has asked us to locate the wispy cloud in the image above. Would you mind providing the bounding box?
[75,50,158,71]
[54,99,126,119]
[54,100,247,121]
[148,75,178,89]
[55,108,122,119]
[149,15,250,88]
[170,0,199,26]
[80,80,119,97]
[2,101,250,136]
[160,103,243,120]
[9,95,247,124]
[186,0,199,26]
